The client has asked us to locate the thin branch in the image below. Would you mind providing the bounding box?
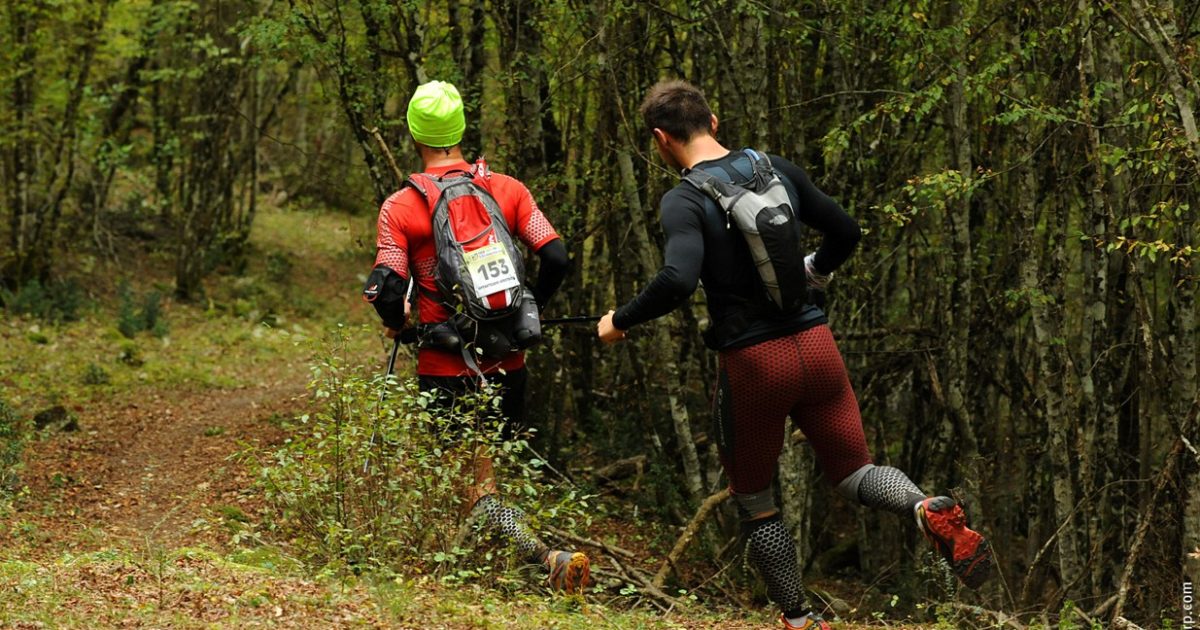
[1112,397,1200,621]
[651,488,730,589]
[944,603,1026,629]
[543,525,637,561]
[1019,477,1149,605]
[364,126,405,184]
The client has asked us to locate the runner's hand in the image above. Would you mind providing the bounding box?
[382,298,415,339]
[597,310,626,344]
[804,253,832,289]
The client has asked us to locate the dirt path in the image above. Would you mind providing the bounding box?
[18,381,304,556]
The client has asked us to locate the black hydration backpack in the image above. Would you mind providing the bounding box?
[406,159,541,363]
[683,149,808,313]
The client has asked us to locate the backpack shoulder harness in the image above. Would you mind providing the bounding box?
[683,148,808,313]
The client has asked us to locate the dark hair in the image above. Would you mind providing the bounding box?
[639,80,714,141]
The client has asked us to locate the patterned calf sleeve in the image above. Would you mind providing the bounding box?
[472,495,549,564]
[746,514,810,617]
[857,465,926,517]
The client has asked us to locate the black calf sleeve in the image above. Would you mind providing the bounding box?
[857,465,926,516]
[473,495,549,564]
[745,514,810,617]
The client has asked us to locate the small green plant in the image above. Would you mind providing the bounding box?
[82,363,111,386]
[142,289,166,337]
[0,399,26,498]
[117,340,143,366]
[1,278,85,323]
[117,281,168,338]
[265,251,294,283]
[118,281,139,338]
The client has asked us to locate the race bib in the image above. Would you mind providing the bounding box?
[463,242,519,298]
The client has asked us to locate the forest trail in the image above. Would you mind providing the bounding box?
[20,380,302,557]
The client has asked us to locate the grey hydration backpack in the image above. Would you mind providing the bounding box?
[683,149,808,312]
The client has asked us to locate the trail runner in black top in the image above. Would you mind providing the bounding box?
[596,80,992,630]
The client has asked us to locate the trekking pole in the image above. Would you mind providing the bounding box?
[541,315,602,325]
[381,334,402,394]
[363,334,402,474]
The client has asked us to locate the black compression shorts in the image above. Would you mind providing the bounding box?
[417,368,528,441]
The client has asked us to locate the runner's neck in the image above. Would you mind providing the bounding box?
[422,158,471,174]
[678,135,732,171]
[420,145,467,170]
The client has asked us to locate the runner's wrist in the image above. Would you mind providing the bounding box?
[804,253,832,289]
[611,308,632,331]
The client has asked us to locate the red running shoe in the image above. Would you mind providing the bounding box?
[545,550,590,594]
[915,496,993,589]
[781,614,833,629]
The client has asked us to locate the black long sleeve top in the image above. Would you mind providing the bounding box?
[612,151,861,349]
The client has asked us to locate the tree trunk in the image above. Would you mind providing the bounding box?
[1128,0,1199,153]
[1075,0,1112,597]
[779,420,816,570]
[616,149,704,505]
[4,3,37,283]
[941,0,982,514]
[1009,23,1084,602]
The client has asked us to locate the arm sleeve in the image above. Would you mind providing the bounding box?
[531,238,568,309]
[363,193,411,329]
[612,192,704,330]
[512,180,560,251]
[769,155,861,275]
[502,177,568,308]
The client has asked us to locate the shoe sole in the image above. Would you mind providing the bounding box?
[549,552,590,594]
[955,538,993,589]
[919,498,994,589]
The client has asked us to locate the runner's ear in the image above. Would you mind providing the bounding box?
[709,114,719,136]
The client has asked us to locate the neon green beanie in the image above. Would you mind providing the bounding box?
[406,80,465,147]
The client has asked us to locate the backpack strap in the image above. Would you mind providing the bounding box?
[728,149,801,209]
[405,173,438,207]
[402,174,455,307]
[406,170,473,218]
[471,157,491,179]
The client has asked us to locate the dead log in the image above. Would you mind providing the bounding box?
[593,455,647,484]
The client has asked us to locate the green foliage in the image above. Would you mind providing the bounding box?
[116,340,143,367]
[252,328,591,579]
[229,276,286,326]
[1,280,85,324]
[81,363,111,386]
[265,251,294,283]
[117,281,167,339]
[0,400,25,499]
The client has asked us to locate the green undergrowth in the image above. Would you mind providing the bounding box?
[249,324,596,582]
[0,545,784,629]
[0,310,317,408]
[0,204,378,416]
[0,546,376,628]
